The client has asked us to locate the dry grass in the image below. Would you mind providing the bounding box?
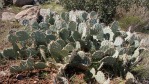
[40,2,67,14]
[117,4,149,32]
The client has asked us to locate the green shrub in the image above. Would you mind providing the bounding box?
[119,16,142,30]
[60,0,118,24]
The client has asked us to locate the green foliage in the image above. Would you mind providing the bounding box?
[16,31,29,41]
[0,1,3,9]
[3,48,18,59]
[60,0,118,24]
[119,16,142,30]
[31,31,46,44]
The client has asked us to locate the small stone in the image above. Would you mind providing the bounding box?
[34,81,37,84]
[0,71,6,76]
[16,74,23,80]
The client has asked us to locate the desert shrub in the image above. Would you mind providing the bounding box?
[60,0,149,25]
[60,0,118,24]
[117,4,149,31]
[119,16,142,30]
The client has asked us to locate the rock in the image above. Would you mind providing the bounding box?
[15,6,40,25]
[22,5,34,9]
[2,12,15,21]
[16,74,23,80]
[13,0,34,6]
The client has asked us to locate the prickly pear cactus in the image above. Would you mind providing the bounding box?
[39,22,49,30]
[111,21,120,34]
[10,66,21,73]
[46,34,56,43]
[68,21,77,31]
[7,34,17,43]
[90,11,97,19]
[34,62,48,69]
[3,48,18,59]
[25,48,38,57]
[31,31,46,44]
[16,31,29,41]
[48,41,62,53]
[90,68,106,84]
[63,43,74,52]
[56,39,66,48]
[32,21,40,30]
[92,50,105,61]
[60,12,69,22]
[59,28,70,40]
[71,31,81,41]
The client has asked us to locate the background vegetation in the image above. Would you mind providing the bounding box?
[60,0,149,30]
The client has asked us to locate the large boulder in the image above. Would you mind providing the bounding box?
[15,6,40,25]
[2,12,15,21]
[13,0,34,6]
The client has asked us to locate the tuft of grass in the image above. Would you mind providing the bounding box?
[118,16,142,31]
[8,5,22,14]
[41,2,67,14]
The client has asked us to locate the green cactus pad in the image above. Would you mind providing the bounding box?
[49,25,57,33]
[25,48,38,57]
[59,28,70,40]
[99,56,117,65]
[46,34,56,43]
[10,66,21,73]
[90,11,97,19]
[7,34,17,43]
[92,50,105,61]
[71,31,81,41]
[32,21,39,29]
[20,61,27,71]
[60,49,69,58]
[111,21,120,34]
[34,62,47,69]
[39,22,49,30]
[63,43,74,52]
[48,41,62,53]
[68,21,77,31]
[16,31,29,41]
[56,39,66,48]
[3,48,18,59]
[26,58,34,70]
[31,31,46,43]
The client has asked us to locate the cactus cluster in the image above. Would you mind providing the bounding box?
[0,10,145,83]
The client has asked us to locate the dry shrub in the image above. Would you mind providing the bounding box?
[117,4,149,32]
